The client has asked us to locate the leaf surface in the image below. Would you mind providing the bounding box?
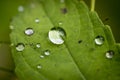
[10,0,120,80]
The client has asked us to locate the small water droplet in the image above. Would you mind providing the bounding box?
[18,5,24,12]
[48,27,66,45]
[10,43,14,46]
[9,25,14,30]
[95,36,104,45]
[24,28,34,36]
[36,43,41,48]
[44,50,50,56]
[35,18,40,23]
[37,64,42,69]
[16,43,25,52]
[106,50,114,59]
[40,55,44,58]
[58,21,63,26]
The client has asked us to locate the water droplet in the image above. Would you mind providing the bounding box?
[24,28,34,36]
[58,21,63,26]
[95,36,104,45]
[37,64,42,69]
[36,43,41,48]
[44,50,50,56]
[10,43,14,46]
[48,27,66,45]
[106,50,114,59]
[16,43,25,52]
[9,25,14,30]
[35,18,40,23]
[40,55,44,58]
[18,5,24,12]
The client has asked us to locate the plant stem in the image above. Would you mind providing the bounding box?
[91,0,95,11]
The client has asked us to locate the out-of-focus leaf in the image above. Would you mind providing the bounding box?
[10,0,120,80]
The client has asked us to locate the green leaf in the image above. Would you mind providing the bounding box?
[10,0,120,80]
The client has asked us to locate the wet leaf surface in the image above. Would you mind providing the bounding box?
[10,0,120,80]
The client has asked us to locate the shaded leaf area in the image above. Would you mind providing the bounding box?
[10,0,120,80]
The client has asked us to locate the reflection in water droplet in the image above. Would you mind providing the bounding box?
[18,5,24,12]
[16,43,25,52]
[48,27,66,45]
[95,36,104,45]
[44,50,50,56]
[36,43,41,48]
[40,55,44,58]
[37,64,42,69]
[35,18,40,23]
[106,50,114,59]
[24,28,34,36]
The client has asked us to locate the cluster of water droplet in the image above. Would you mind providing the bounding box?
[94,35,115,59]
[12,3,115,73]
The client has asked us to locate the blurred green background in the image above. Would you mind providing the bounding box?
[0,0,120,80]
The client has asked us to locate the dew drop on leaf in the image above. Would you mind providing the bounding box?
[35,18,40,23]
[48,27,66,45]
[18,5,24,12]
[36,43,41,48]
[58,21,63,26]
[24,28,34,36]
[95,36,104,45]
[37,64,42,69]
[10,43,14,46]
[44,50,50,56]
[106,50,114,59]
[40,55,45,58]
[16,43,25,52]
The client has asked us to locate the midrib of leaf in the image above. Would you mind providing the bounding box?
[41,0,87,80]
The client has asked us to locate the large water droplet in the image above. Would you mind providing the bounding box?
[35,18,40,23]
[37,64,42,69]
[36,43,41,48]
[16,43,25,52]
[106,50,114,59]
[44,50,50,56]
[48,27,66,45]
[24,28,34,36]
[95,36,104,45]
[18,5,24,12]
